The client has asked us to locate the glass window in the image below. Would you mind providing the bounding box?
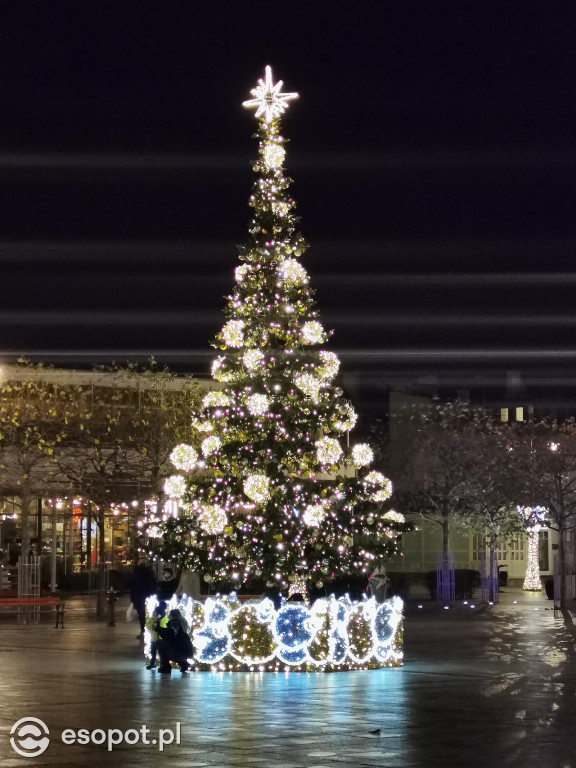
[539,530,549,571]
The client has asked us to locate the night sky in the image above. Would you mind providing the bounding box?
[1,3,576,423]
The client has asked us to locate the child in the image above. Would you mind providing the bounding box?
[145,600,168,670]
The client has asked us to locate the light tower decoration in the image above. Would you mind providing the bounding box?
[517,505,547,591]
[142,67,407,671]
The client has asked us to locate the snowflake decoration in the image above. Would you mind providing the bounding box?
[242,65,298,124]
[351,443,374,468]
[316,437,343,466]
[197,504,227,535]
[222,319,245,348]
[244,473,271,504]
[243,348,265,372]
[303,504,327,527]
[247,393,270,416]
[170,443,198,472]
[278,258,308,286]
[163,475,187,500]
[201,435,222,457]
[301,320,326,345]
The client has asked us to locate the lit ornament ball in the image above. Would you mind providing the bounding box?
[334,405,357,432]
[202,435,222,457]
[211,356,235,382]
[170,443,198,473]
[364,471,386,486]
[198,504,227,535]
[373,479,393,502]
[318,350,340,381]
[247,393,270,416]
[244,474,271,504]
[294,372,323,402]
[203,391,231,408]
[316,437,343,465]
[235,264,250,282]
[192,417,214,433]
[263,142,286,169]
[222,319,245,348]
[303,504,327,527]
[301,320,326,345]
[352,443,374,468]
[243,348,265,371]
[163,475,187,500]
[278,259,308,286]
[383,510,405,524]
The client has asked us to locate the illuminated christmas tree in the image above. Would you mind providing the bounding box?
[517,505,546,591]
[145,67,406,594]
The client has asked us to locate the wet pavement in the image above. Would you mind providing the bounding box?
[0,588,575,767]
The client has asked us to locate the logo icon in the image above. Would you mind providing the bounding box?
[10,717,50,757]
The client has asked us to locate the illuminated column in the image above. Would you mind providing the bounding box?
[523,529,542,591]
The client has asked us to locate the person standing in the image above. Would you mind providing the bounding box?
[130,559,156,638]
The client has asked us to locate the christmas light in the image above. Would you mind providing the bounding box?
[242,65,298,124]
[316,436,343,466]
[334,404,357,432]
[263,142,286,169]
[246,393,270,416]
[170,444,198,473]
[198,504,227,535]
[383,510,405,524]
[301,320,326,345]
[222,319,245,348]
[278,258,308,285]
[294,372,323,402]
[163,475,186,500]
[203,391,231,408]
[352,443,373,467]
[201,435,222,457]
[244,473,271,504]
[318,351,340,381]
[235,264,250,282]
[303,504,327,527]
[517,505,547,591]
[243,349,265,371]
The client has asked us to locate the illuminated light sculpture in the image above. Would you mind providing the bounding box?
[352,443,374,467]
[517,505,547,591]
[242,64,299,124]
[144,592,403,671]
[163,475,187,500]
[142,67,407,667]
[170,444,198,473]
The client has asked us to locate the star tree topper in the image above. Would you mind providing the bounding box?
[242,65,298,123]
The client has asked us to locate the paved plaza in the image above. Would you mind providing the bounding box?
[0,588,574,767]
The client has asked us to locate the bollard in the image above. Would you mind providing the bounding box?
[106,588,118,627]
[54,603,66,629]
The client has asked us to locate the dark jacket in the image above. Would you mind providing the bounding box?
[157,617,193,659]
[130,565,156,604]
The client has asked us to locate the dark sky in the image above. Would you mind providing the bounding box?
[1,2,576,421]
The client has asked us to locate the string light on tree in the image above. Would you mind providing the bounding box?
[170,444,198,472]
[517,505,547,591]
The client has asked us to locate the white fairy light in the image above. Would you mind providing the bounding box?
[373,481,393,502]
[351,443,374,468]
[363,471,393,502]
[203,391,231,409]
[247,393,270,416]
[163,475,187,500]
[301,320,326,345]
[263,143,286,169]
[294,372,323,402]
[383,510,405,524]
[235,264,250,282]
[198,504,227,535]
[334,405,358,432]
[243,348,265,371]
[201,435,222,457]
[317,350,340,381]
[244,474,271,504]
[303,504,327,527]
[222,319,245,348]
[278,258,308,285]
[170,444,198,473]
[316,436,343,466]
[242,65,298,124]
[271,200,291,217]
[364,471,386,486]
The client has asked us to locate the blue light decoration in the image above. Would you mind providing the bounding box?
[144,593,403,672]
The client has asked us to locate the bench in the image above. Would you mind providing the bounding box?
[0,597,66,627]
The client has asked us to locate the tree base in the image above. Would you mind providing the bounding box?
[144,592,403,672]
